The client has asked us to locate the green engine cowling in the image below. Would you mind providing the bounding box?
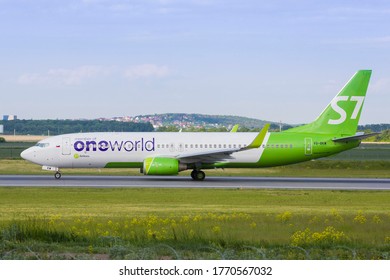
[143,157,187,175]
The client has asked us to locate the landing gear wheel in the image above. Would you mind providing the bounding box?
[191,170,196,180]
[196,171,205,181]
[191,170,205,181]
[54,172,62,180]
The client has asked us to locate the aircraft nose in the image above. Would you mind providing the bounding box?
[20,148,35,161]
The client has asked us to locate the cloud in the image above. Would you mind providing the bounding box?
[124,64,170,79]
[322,36,390,48]
[18,65,111,86]
[18,64,170,85]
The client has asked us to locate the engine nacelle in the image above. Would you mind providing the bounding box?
[143,157,187,175]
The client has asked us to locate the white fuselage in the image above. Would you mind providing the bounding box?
[21,132,269,169]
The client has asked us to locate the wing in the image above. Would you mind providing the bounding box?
[176,124,270,164]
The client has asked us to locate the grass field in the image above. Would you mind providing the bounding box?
[0,142,389,260]
[1,188,390,260]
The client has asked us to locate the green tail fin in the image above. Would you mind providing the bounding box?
[286,70,372,136]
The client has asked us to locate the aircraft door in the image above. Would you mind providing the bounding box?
[62,137,71,155]
[304,138,312,156]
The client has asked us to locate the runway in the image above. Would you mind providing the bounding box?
[0,175,390,190]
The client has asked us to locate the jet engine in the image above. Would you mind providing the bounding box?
[142,157,187,175]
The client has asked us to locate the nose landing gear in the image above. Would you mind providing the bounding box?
[54,172,62,180]
[42,166,62,179]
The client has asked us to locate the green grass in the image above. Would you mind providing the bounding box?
[1,143,389,259]
[1,188,390,259]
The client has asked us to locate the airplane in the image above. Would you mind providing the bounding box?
[21,70,377,180]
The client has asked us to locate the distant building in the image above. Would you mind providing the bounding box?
[0,124,3,134]
[3,115,17,121]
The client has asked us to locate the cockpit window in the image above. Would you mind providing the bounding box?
[35,143,50,148]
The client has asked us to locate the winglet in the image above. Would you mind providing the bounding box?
[245,124,270,149]
[230,124,239,133]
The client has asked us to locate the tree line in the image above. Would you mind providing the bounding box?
[358,123,390,132]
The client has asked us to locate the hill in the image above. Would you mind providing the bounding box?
[132,113,289,130]
[0,114,388,137]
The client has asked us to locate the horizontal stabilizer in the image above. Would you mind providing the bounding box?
[332,132,380,142]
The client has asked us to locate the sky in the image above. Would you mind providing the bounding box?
[1,0,389,124]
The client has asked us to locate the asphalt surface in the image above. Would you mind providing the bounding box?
[0,175,390,190]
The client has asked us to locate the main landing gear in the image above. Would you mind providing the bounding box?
[191,170,205,181]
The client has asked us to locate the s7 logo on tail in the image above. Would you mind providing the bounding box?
[328,96,365,125]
